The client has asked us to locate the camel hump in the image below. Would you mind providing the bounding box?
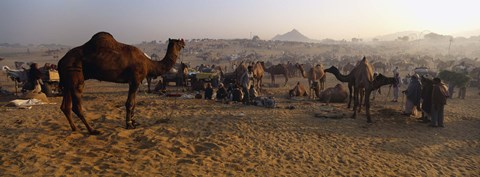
[361,56,368,63]
[85,32,120,50]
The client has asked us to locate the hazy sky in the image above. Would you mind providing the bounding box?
[1,0,479,45]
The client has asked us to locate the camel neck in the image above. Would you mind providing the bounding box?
[329,69,350,82]
[149,47,179,76]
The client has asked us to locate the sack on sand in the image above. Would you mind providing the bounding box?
[253,96,276,108]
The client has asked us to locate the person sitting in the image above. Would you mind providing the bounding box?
[204,83,213,100]
[231,84,243,102]
[216,83,228,101]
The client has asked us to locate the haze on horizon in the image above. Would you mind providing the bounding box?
[1,0,479,46]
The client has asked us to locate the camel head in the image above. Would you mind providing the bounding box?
[168,38,186,50]
[372,74,397,90]
[324,66,339,74]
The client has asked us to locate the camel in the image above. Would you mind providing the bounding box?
[264,64,289,86]
[317,84,348,104]
[324,65,356,108]
[252,61,265,90]
[350,57,397,122]
[58,32,185,134]
[289,81,308,98]
[296,63,326,97]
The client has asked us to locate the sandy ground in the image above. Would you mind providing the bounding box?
[1,59,479,176]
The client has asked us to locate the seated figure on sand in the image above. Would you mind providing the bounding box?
[216,83,228,101]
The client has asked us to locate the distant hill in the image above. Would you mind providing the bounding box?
[271,29,316,43]
[453,29,480,38]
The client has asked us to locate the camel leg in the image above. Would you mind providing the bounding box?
[347,82,353,109]
[365,88,373,123]
[358,89,364,113]
[60,86,77,131]
[352,87,359,119]
[125,81,140,129]
[146,77,152,93]
[284,74,288,86]
[71,82,99,135]
[321,80,325,91]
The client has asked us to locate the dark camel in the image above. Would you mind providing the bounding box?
[350,57,397,122]
[264,64,289,86]
[58,32,185,134]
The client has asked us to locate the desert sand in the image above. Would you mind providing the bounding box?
[0,51,479,176]
[1,74,479,176]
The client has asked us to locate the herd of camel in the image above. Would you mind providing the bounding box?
[57,32,396,135]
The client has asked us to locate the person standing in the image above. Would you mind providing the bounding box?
[431,78,449,127]
[393,66,399,75]
[402,74,422,116]
[240,66,254,105]
[391,73,401,102]
[420,76,433,123]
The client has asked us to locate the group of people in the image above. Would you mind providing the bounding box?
[392,69,449,127]
[202,65,258,105]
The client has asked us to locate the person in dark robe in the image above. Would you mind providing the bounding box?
[204,83,213,100]
[420,76,433,123]
[216,83,228,101]
[431,78,449,127]
[402,74,422,116]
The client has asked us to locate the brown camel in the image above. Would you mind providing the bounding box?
[58,32,185,134]
[264,64,289,86]
[317,84,348,104]
[289,81,308,98]
[351,57,398,122]
[296,63,326,96]
[324,65,356,108]
[252,61,265,90]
